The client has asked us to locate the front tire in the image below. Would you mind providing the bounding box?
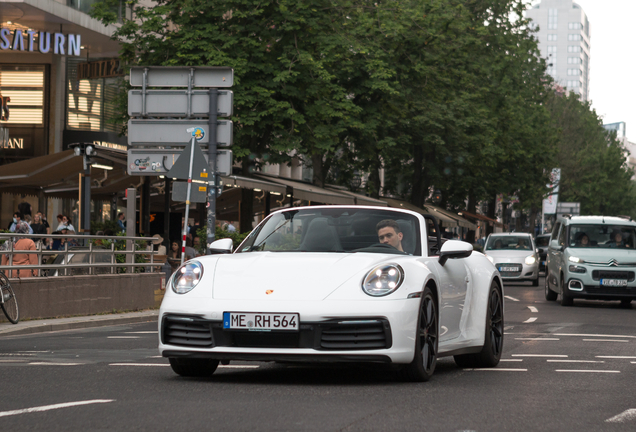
[545,272,557,301]
[620,299,632,308]
[169,358,219,377]
[400,286,438,382]
[0,273,19,324]
[560,276,573,306]
[454,281,504,368]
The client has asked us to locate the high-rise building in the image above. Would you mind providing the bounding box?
[526,0,591,100]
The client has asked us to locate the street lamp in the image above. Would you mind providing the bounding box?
[432,190,442,204]
[70,143,96,233]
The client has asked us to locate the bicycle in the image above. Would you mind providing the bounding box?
[0,270,19,324]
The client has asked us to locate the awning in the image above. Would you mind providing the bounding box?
[424,205,478,230]
[254,174,355,205]
[221,175,287,196]
[460,210,504,228]
[326,187,388,207]
[383,198,458,228]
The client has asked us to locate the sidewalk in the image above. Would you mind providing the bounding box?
[0,310,159,337]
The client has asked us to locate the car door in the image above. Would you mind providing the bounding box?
[435,258,468,342]
[546,222,560,289]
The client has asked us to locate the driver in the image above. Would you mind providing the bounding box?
[376,220,404,252]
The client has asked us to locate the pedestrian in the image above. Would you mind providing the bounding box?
[55,214,64,230]
[9,212,33,234]
[36,211,51,234]
[56,215,75,232]
[152,234,167,256]
[1,221,38,278]
[17,195,32,217]
[117,213,126,231]
[31,213,48,247]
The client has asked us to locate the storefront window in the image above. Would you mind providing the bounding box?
[0,65,44,125]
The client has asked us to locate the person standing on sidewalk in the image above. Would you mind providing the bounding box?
[1,221,38,278]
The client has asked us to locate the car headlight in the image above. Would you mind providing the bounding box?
[485,254,495,264]
[568,256,583,263]
[525,255,536,265]
[362,264,404,297]
[171,261,203,294]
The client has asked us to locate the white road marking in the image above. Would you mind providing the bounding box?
[109,363,170,367]
[467,368,527,372]
[125,331,158,334]
[20,351,50,353]
[512,354,567,357]
[632,362,636,364]
[0,359,27,363]
[554,333,636,339]
[582,339,629,343]
[547,360,605,363]
[149,356,163,358]
[504,296,519,302]
[515,338,559,341]
[555,370,620,373]
[218,365,260,369]
[499,359,523,362]
[606,409,636,423]
[107,336,140,339]
[527,306,538,313]
[0,353,35,356]
[0,399,114,418]
[523,317,538,323]
[597,356,636,359]
[29,362,85,366]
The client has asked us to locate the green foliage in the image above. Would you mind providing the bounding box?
[90,219,122,234]
[196,226,249,252]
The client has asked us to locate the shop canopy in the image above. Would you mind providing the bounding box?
[382,197,458,228]
[424,204,478,231]
[254,174,355,205]
[460,210,504,228]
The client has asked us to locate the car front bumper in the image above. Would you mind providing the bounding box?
[565,270,636,300]
[495,261,539,282]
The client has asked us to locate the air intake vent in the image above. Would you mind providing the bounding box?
[162,316,214,348]
[320,320,390,350]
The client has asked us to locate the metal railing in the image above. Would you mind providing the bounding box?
[0,233,166,277]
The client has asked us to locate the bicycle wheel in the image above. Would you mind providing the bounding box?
[0,272,19,324]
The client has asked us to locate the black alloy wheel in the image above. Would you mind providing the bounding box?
[545,270,557,301]
[560,275,573,306]
[0,272,19,324]
[454,281,503,368]
[400,286,438,382]
[619,299,632,308]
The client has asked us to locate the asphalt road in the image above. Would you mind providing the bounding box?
[0,276,634,431]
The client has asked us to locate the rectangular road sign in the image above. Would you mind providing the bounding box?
[128,119,233,147]
[130,66,233,88]
[128,90,233,118]
[128,149,233,176]
[172,181,207,203]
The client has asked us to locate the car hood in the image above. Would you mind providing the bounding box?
[567,248,636,263]
[484,250,534,262]
[211,252,397,301]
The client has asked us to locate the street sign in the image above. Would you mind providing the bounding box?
[167,139,209,181]
[172,181,207,203]
[128,90,233,118]
[129,66,233,88]
[127,149,232,176]
[127,119,233,146]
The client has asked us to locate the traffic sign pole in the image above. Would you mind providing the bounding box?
[181,136,196,265]
[207,89,218,252]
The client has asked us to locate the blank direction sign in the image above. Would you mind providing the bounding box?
[127,119,233,146]
[128,90,233,118]
[129,66,233,88]
[128,149,232,176]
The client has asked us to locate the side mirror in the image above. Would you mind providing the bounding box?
[439,240,473,266]
[208,238,233,254]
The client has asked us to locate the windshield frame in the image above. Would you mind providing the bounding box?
[485,235,534,251]
[567,224,636,249]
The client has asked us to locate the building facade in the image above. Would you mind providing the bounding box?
[526,0,591,100]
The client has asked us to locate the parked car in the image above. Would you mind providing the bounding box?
[535,234,551,273]
[483,233,539,286]
[159,206,504,381]
[545,215,636,307]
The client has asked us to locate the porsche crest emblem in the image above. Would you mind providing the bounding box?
[265,290,274,295]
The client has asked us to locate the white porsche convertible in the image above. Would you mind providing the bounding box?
[159,206,504,381]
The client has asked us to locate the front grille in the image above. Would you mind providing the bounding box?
[591,270,635,281]
[583,285,636,296]
[162,316,214,348]
[320,320,390,350]
[231,331,299,348]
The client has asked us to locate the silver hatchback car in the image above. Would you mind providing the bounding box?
[483,233,539,286]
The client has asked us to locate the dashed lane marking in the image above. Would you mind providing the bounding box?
[547,360,605,363]
[515,338,559,341]
[554,333,636,339]
[218,365,260,369]
[500,359,523,362]
[582,339,629,343]
[504,296,519,302]
[606,409,636,423]
[0,399,114,418]
[512,354,568,357]
[555,370,620,373]
[125,331,157,334]
[109,363,169,367]
[29,362,85,366]
[466,368,527,372]
[527,306,538,313]
[597,356,636,359]
[107,336,140,339]
[523,317,538,323]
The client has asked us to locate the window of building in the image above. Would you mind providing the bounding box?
[567,46,581,53]
[567,69,581,76]
[568,22,582,30]
[548,9,558,30]
[0,65,45,125]
[547,46,557,54]
[567,57,581,64]
[547,34,557,41]
[568,34,582,41]
[567,80,580,88]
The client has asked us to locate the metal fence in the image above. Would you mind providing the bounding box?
[0,233,166,277]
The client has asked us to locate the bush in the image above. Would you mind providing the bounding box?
[196,226,249,254]
[91,219,122,234]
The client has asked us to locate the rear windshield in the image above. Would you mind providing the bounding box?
[485,236,532,251]
[535,236,550,247]
[568,225,636,249]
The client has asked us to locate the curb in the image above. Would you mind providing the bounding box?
[0,312,159,337]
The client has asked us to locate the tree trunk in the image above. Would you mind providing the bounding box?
[239,188,254,233]
[465,193,477,244]
[411,145,424,206]
[486,196,496,236]
[311,153,324,187]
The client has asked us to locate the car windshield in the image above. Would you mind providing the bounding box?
[535,236,550,247]
[237,208,421,255]
[568,224,636,249]
[485,236,532,251]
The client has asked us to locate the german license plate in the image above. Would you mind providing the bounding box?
[223,312,299,331]
[601,279,628,287]
[499,266,519,272]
